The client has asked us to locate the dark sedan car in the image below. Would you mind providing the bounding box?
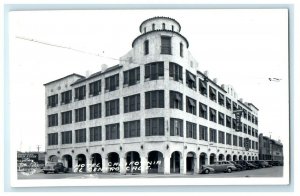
[236,160,257,170]
[229,161,245,171]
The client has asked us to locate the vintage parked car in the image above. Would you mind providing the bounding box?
[230,161,246,171]
[236,160,257,170]
[200,165,215,174]
[43,162,68,174]
[203,161,237,173]
[248,161,261,169]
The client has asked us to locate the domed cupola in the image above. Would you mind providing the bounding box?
[131,16,189,60]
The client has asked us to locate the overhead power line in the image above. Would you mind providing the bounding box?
[15,35,120,61]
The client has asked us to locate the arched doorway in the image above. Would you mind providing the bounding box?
[126,151,141,174]
[209,153,216,164]
[233,155,237,161]
[252,156,255,160]
[248,156,251,160]
[200,153,207,167]
[91,153,102,172]
[186,152,196,173]
[49,155,58,162]
[226,154,231,161]
[218,154,224,161]
[148,151,164,174]
[108,152,120,173]
[76,154,86,172]
[239,155,243,160]
[62,154,72,169]
[170,151,180,173]
[244,155,247,160]
[255,156,258,160]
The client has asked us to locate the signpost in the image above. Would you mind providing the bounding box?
[233,109,243,132]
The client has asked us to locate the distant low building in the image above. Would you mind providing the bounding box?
[258,134,283,162]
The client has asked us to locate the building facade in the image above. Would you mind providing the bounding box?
[44,16,259,174]
[258,134,283,163]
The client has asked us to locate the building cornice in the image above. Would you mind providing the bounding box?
[132,29,189,48]
[139,16,181,32]
[43,73,84,86]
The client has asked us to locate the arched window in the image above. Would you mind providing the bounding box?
[172,25,174,31]
[144,27,146,33]
[152,23,155,30]
[162,23,165,30]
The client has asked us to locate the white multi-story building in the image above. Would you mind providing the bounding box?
[44,16,259,174]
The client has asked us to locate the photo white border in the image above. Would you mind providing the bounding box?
[3,2,294,191]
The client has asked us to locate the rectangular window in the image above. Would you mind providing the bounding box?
[105,99,119,116]
[123,67,140,86]
[226,97,231,110]
[90,126,102,142]
[161,36,172,54]
[252,128,255,136]
[199,102,207,119]
[239,137,243,147]
[75,85,86,101]
[243,109,247,118]
[186,121,197,139]
[145,90,164,109]
[248,126,252,135]
[89,80,101,96]
[48,133,58,146]
[124,120,140,138]
[226,133,232,145]
[218,131,225,144]
[61,90,72,105]
[199,125,208,141]
[209,108,217,122]
[89,103,101,120]
[106,123,120,140]
[248,112,251,121]
[169,91,183,110]
[105,74,119,92]
[226,115,232,128]
[232,102,238,111]
[186,70,196,90]
[243,124,247,134]
[218,112,225,125]
[209,128,217,143]
[144,62,164,80]
[144,40,149,55]
[124,94,140,113]
[233,135,238,146]
[180,43,183,57]
[232,118,236,130]
[218,92,225,106]
[186,96,196,115]
[209,86,217,102]
[252,141,255,149]
[75,107,86,122]
[199,79,207,96]
[145,118,164,136]
[75,128,86,143]
[61,111,72,125]
[170,118,183,137]
[48,114,58,127]
[48,94,58,107]
[169,62,183,82]
[61,131,72,144]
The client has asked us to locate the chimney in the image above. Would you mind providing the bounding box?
[204,71,209,77]
[213,78,218,84]
[85,70,90,77]
[101,64,108,72]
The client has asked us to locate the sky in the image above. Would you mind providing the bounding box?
[9,9,289,153]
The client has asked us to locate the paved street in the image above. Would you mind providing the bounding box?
[18,166,283,179]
